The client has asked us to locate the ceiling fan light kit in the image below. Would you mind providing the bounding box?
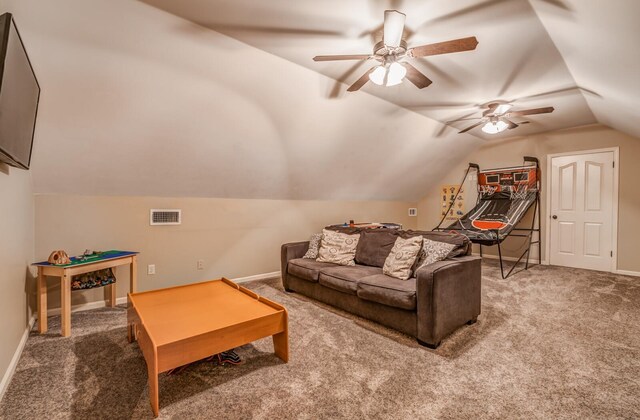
[312,10,478,92]
[458,104,555,135]
[369,61,407,86]
[482,120,509,134]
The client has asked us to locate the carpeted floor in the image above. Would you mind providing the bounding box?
[1,261,639,419]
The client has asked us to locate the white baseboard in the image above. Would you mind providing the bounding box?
[46,297,128,317]
[0,315,36,403]
[474,252,547,265]
[232,271,281,284]
[615,269,640,277]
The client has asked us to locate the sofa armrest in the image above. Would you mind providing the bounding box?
[280,241,310,290]
[415,255,482,346]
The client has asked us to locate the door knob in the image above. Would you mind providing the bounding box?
[552,215,558,219]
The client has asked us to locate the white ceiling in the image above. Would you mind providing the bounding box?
[530,0,640,139]
[3,0,638,201]
[141,0,640,140]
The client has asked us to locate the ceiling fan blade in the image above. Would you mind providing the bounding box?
[313,54,372,62]
[506,106,555,117]
[482,102,499,117]
[347,68,373,92]
[503,118,519,129]
[408,36,479,58]
[383,10,406,48]
[459,121,484,134]
[401,63,432,89]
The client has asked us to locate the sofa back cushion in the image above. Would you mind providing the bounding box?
[403,230,471,257]
[355,229,399,267]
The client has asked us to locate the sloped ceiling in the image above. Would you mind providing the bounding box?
[530,0,640,139]
[5,0,482,200]
[141,0,640,140]
[4,0,638,201]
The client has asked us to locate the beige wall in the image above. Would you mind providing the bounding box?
[417,124,640,273]
[0,164,35,392]
[35,194,417,308]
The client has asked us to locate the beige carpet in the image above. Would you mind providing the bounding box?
[1,261,639,419]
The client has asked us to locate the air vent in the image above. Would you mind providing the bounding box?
[408,208,417,217]
[150,209,181,225]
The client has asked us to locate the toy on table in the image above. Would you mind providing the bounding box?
[47,250,70,265]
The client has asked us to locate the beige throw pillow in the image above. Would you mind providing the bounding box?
[316,229,360,266]
[303,233,323,259]
[414,238,457,271]
[383,236,424,280]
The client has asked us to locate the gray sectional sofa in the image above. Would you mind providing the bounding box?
[281,229,482,348]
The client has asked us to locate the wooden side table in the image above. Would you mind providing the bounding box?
[32,251,139,337]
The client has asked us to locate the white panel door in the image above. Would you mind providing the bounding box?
[549,151,614,271]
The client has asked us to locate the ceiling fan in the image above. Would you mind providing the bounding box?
[312,10,478,92]
[455,103,555,134]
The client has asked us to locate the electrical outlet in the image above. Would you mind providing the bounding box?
[197,260,204,270]
[147,264,155,275]
[408,208,418,217]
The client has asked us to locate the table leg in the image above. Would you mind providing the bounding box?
[37,268,47,333]
[273,331,288,363]
[148,361,159,417]
[273,312,289,363]
[105,283,116,308]
[130,256,137,293]
[61,273,71,337]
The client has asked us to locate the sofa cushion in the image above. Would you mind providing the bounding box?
[403,230,470,258]
[316,229,360,266]
[382,235,424,280]
[302,233,323,259]
[414,238,457,271]
[357,274,417,310]
[319,265,382,295]
[288,258,337,282]
[355,229,399,267]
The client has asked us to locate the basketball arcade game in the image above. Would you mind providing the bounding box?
[434,156,541,279]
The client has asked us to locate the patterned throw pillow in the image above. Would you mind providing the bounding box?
[316,229,360,266]
[414,238,457,271]
[303,233,323,259]
[382,236,424,280]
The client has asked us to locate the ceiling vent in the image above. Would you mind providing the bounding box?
[150,209,181,225]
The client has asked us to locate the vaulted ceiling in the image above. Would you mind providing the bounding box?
[141,0,640,140]
[3,0,638,201]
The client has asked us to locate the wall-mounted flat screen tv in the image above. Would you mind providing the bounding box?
[0,13,40,170]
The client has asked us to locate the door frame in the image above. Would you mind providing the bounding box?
[545,147,619,272]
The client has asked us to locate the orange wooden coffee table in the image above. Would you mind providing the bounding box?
[127,278,289,417]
